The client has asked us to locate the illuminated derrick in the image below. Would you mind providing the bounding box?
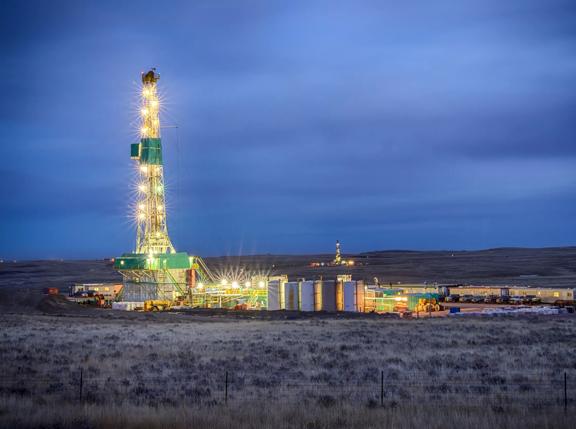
[133,69,174,255]
[334,240,342,265]
[113,69,215,303]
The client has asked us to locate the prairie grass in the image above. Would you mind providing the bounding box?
[0,313,575,428]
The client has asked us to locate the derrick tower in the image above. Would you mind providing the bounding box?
[134,69,174,254]
[333,240,342,265]
[114,69,213,302]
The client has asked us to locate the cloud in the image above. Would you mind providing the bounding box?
[1,0,575,257]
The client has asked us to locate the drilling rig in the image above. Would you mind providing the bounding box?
[333,240,342,265]
[114,69,213,303]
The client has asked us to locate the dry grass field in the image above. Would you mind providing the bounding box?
[0,312,575,428]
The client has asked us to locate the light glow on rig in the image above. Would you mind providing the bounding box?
[132,69,176,255]
[221,279,228,286]
[232,281,239,289]
[244,281,251,288]
[258,281,265,288]
[197,282,204,290]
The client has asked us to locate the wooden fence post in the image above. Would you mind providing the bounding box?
[380,370,384,407]
[225,371,228,404]
[79,368,83,402]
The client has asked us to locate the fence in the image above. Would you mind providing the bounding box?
[0,369,573,413]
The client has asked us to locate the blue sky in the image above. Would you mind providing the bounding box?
[1,0,575,258]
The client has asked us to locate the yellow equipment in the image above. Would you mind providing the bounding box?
[144,300,172,311]
[415,298,442,313]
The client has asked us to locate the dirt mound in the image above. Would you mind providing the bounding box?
[36,295,92,315]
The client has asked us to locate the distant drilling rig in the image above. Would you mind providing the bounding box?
[114,69,213,302]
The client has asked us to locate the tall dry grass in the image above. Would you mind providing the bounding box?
[0,313,575,428]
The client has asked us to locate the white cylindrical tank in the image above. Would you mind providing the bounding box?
[343,281,357,312]
[336,281,344,311]
[300,280,315,311]
[321,280,337,312]
[314,281,323,311]
[267,280,281,310]
[284,281,299,310]
[356,281,366,312]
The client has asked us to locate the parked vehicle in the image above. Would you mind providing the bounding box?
[459,295,474,303]
[143,300,172,312]
[483,295,498,304]
[496,296,510,304]
[471,296,485,303]
[520,295,537,305]
[73,290,97,298]
[444,294,460,303]
[509,296,523,305]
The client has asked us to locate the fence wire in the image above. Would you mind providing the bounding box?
[0,370,573,410]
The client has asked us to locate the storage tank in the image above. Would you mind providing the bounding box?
[267,280,281,310]
[343,281,356,312]
[300,280,315,311]
[336,281,344,311]
[356,281,366,312]
[321,280,337,312]
[284,281,299,310]
[313,281,323,311]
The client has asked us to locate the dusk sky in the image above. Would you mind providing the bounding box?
[1,0,575,259]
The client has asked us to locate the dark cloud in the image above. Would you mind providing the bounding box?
[0,0,575,258]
